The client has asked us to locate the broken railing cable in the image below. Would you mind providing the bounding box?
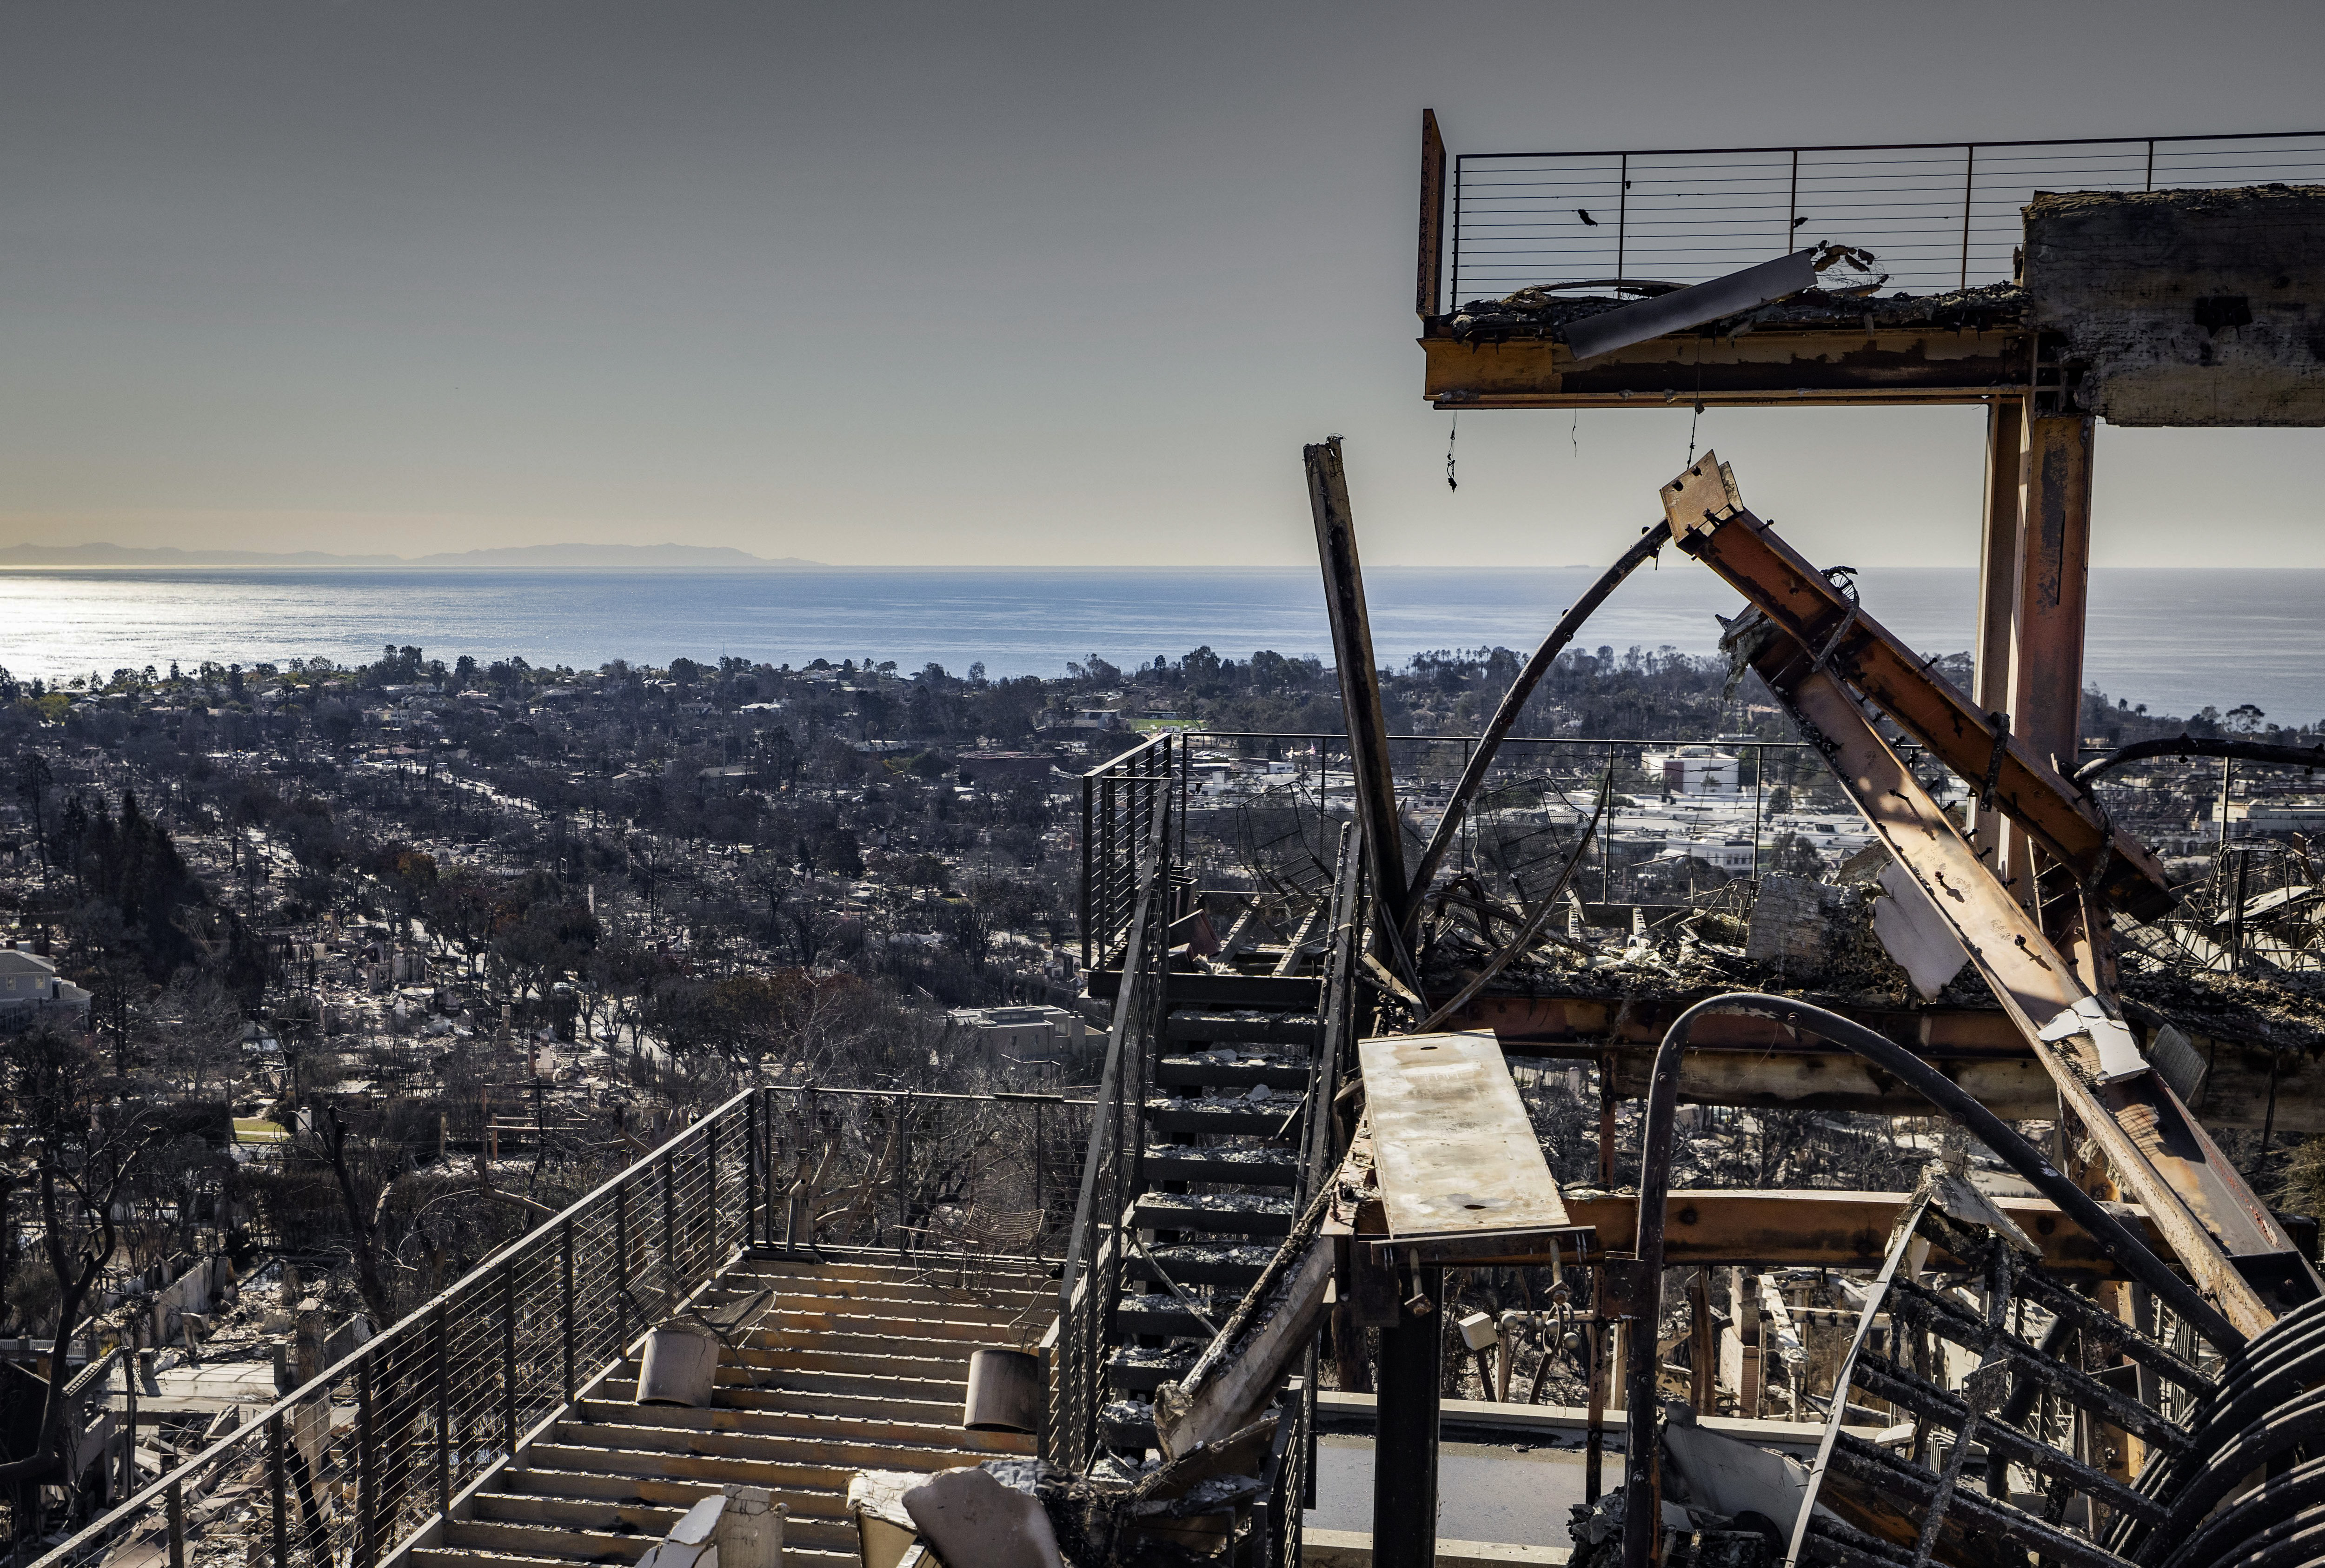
[1402,518,1672,927]
[2072,733,2325,789]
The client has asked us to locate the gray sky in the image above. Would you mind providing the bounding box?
[4,1,2321,569]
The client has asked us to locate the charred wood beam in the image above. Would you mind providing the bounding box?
[1824,1433,2126,1568]
[1403,519,1671,926]
[2006,1266,2214,1397]
[1882,1279,2188,1453]
[1844,1356,2166,1525]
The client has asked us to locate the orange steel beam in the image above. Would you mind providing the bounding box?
[1973,397,2025,865]
[1669,457,2316,1334]
[1659,452,2172,921]
[2008,412,2098,909]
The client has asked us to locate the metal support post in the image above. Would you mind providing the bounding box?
[357,1354,378,1568]
[270,1411,289,1568]
[706,1117,721,1252]
[167,1479,186,1568]
[662,1153,678,1303]
[614,1183,631,1345]
[2007,413,2095,910]
[501,1264,518,1455]
[895,1091,911,1259]
[1974,396,2026,867]
[1305,437,1412,932]
[1373,1262,1443,1568]
[433,1305,452,1520]
[560,1219,578,1405]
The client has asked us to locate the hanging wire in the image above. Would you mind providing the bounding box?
[1446,413,1459,491]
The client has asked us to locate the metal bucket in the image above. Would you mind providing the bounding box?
[961,1347,1043,1433]
[637,1321,722,1407]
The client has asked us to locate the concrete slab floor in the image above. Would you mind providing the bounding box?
[1305,1435,1625,1550]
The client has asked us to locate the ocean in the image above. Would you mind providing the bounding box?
[0,565,2314,726]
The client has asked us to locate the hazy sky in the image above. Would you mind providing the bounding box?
[4,2,2322,569]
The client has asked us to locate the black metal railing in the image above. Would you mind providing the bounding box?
[1081,734,1182,971]
[33,1088,766,1568]
[1049,782,1172,1472]
[1268,820,1367,1568]
[1440,131,2325,306]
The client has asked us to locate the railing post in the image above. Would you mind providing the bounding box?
[706,1115,721,1251]
[357,1353,378,1568]
[614,1181,632,1347]
[433,1304,451,1521]
[501,1263,518,1456]
[662,1153,679,1305]
[893,1091,911,1259]
[748,1088,764,1248]
[1080,773,1094,969]
[166,1478,185,1568]
[1616,151,1628,282]
[1959,143,1976,291]
[560,1218,578,1406]
[269,1411,288,1568]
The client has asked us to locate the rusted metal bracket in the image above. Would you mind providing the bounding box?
[1729,618,2314,1336]
[1659,453,2173,920]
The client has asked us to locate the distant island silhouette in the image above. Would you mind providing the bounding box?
[0,542,832,570]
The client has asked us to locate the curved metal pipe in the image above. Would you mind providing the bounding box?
[1617,992,2242,1568]
[1403,519,1671,933]
[2073,734,2325,789]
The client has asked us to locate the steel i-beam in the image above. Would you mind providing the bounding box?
[1660,453,2171,920]
[1660,458,2317,1336]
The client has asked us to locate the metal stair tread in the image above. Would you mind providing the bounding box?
[1140,1144,1299,1183]
[1162,1010,1323,1045]
[1130,1191,1296,1233]
[1155,1055,1313,1090]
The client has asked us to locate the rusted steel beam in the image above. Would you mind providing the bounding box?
[1421,330,2029,408]
[1973,397,2024,862]
[1721,614,2313,1335]
[1404,520,1670,926]
[1417,111,1446,319]
[2011,412,2095,774]
[2007,413,2095,906]
[1306,437,1412,931]
[1438,992,2325,1131]
[1659,453,2170,919]
[1561,1189,2164,1279]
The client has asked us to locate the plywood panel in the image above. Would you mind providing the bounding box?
[1358,1031,1568,1243]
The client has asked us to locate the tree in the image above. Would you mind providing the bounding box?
[13,753,51,889]
[0,1026,150,1500]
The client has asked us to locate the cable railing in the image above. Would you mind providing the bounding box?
[33,1089,766,1568]
[1442,131,2325,307]
[1080,733,1182,971]
[1049,780,1171,1474]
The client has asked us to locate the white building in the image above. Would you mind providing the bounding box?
[1645,746,1743,795]
[946,1005,1089,1067]
[0,943,92,1032]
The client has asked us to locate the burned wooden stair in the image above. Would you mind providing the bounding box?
[414,1253,1049,1568]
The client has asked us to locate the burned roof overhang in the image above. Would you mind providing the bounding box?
[1422,282,2030,408]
